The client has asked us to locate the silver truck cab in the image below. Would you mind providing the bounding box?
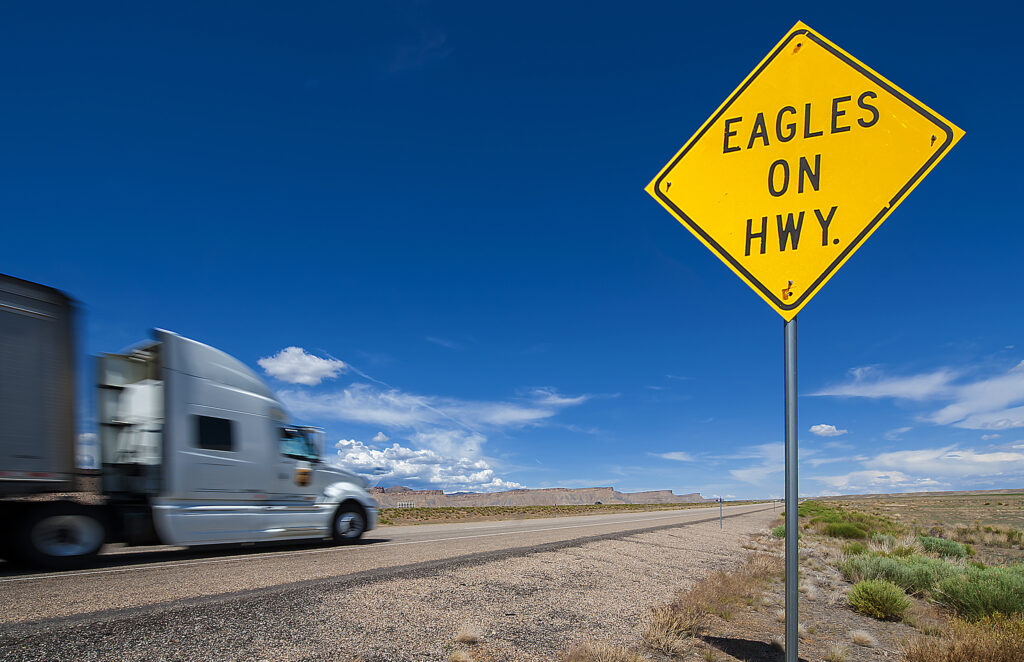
[99,330,377,547]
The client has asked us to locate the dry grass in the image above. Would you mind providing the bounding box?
[799,580,819,600]
[903,600,948,635]
[869,533,924,556]
[638,552,782,654]
[670,553,781,619]
[455,625,482,644]
[823,644,849,662]
[826,586,847,606]
[560,642,649,662]
[640,605,693,655]
[448,648,501,662]
[745,552,783,578]
[901,614,1024,662]
[848,629,877,647]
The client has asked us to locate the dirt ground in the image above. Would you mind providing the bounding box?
[333,508,933,662]
[638,526,929,662]
[825,490,1024,530]
[609,492,1024,662]
[313,509,778,661]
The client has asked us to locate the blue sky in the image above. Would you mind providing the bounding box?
[3,2,1023,499]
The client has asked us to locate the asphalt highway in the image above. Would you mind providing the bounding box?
[0,503,774,628]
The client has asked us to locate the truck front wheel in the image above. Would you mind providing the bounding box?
[331,502,366,544]
[14,502,106,569]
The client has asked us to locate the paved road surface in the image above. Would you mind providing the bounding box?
[0,503,773,626]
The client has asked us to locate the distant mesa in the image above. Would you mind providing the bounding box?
[369,485,716,507]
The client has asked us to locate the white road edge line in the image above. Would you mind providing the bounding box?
[0,506,766,584]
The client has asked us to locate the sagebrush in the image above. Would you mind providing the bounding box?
[934,564,1024,620]
[847,579,910,620]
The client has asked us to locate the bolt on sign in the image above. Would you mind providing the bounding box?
[645,21,963,320]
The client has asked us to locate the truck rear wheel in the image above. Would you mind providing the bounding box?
[13,502,106,569]
[331,502,366,544]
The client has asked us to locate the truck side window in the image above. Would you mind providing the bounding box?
[280,427,318,462]
[196,415,234,451]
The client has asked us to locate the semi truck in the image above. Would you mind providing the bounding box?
[0,273,377,568]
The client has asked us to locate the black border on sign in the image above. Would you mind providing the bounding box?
[653,29,956,312]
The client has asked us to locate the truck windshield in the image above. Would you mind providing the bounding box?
[280,428,319,462]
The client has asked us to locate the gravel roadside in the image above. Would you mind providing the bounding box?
[0,509,776,661]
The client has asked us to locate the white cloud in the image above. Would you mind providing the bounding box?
[885,426,912,441]
[811,366,956,400]
[281,383,586,431]
[279,371,589,491]
[409,428,486,459]
[867,446,1024,479]
[728,443,784,485]
[814,360,1024,431]
[447,401,556,427]
[333,439,521,492]
[529,387,590,407]
[927,363,1024,427]
[981,433,1001,440]
[653,451,696,462]
[806,454,869,467]
[814,470,944,492]
[425,336,462,350]
[258,347,347,386]
[950,406,1024,430]
[281,384,434,427]
[808,443,1024,494]
[809,424,848,437]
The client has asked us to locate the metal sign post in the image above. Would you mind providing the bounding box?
[784,318,798,661]
[642,20,963,662]
[719,497,723,528]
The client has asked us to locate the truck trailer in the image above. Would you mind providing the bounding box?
[0,274,377,568]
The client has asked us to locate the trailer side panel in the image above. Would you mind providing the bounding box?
[0,274,76,495]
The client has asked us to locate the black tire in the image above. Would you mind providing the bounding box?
[12,502,106,569]
[331,502,366,544]
[0,507,19,562]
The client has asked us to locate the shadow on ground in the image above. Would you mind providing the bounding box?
[702,635,809,662]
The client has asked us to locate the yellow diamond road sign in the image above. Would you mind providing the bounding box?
[645,21,963,320]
